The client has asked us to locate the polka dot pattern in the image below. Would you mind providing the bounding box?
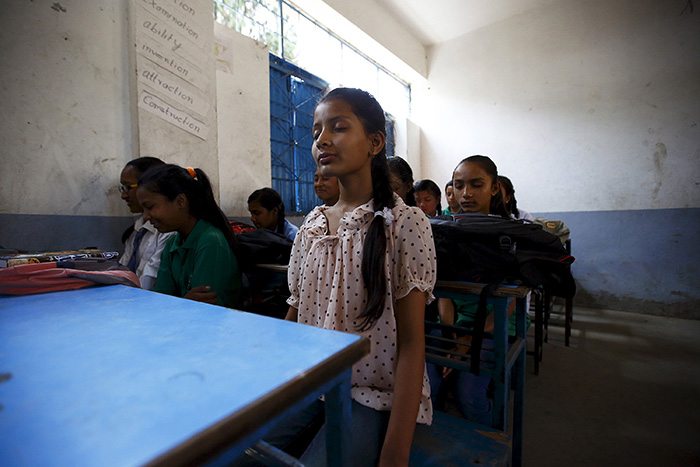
[287,195,437,424]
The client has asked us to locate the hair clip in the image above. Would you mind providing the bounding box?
[374,207,394,226]
[186,167,197,179]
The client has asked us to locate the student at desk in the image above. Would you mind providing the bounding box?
[271,88,436,466]
[247,188,299,242]
[429,155,513,424]
[313,166,340,206]
[136,164,241,307]
[118,156,174,289]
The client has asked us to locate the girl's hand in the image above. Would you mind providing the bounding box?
[185,285,218,304]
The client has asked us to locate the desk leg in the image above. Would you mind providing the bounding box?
[492,296,509,431]
[513,296,527,467]
[324,369,352,467]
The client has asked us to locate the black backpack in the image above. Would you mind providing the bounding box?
[430,214,576,298]
[234,229,293,272]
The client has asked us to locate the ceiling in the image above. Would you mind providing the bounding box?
[375,0,559,46]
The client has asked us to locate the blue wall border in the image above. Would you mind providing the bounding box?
[2,209,699,319]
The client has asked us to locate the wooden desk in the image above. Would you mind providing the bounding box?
[431,280,528,467]
[0,285,368,466]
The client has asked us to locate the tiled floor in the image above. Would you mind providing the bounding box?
[524,305,700,466]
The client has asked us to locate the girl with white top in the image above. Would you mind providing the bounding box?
[118,157,174,289]
[282,88,437,466]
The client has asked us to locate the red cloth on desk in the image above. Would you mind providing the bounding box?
[0,262,140,295]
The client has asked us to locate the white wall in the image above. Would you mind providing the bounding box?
[312,0,427,79]
[414,0,700,212]
[0,1,270,222]
[0,0,134,216]
[214,24,271,216]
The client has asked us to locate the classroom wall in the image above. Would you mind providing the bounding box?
[214,23,272,217]
[0,0,136,251]
[413,0,700,316]
[0,1,270,251]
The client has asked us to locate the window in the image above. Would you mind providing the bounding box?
[215,0,406,213]
[269,55,327,214]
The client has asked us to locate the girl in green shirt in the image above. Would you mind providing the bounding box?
[136,164,241,307]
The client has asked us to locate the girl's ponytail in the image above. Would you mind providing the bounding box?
[358,154,396,331]
[189,168,238,253]
[318,87,395,331]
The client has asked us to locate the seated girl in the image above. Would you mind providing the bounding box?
[413,179,443,217]
[136,164,241,307]
[428,155,514,425]
[498,175,535,221]
[313,167,340,206]
[118,156,174,290]
[387,156,416,206]
[247,188,298,242]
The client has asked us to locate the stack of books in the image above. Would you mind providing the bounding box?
[0,249,119,268]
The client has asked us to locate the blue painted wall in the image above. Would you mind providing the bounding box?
[0,214,132,254]
[535,208,700,318]
[2,209,698,318]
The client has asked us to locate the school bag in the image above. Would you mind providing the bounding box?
[430,214,576,374]
[430,213,575,297]
[234,229,293,271]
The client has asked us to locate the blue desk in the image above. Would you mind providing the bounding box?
[429,281,528,467]
[0,285,368,466]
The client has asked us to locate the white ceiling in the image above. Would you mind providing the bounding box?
[375,0,560,46]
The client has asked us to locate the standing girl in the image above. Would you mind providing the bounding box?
[118,156,174,290]
[247,187,299,242]
[413,179,443,217]
[284,88,436,466]
[136,164,241,307]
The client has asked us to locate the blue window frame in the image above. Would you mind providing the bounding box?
[269,54,327,215]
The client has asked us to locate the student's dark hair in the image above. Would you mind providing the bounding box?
[454,155,509,218]
[125,156,166,175]
[137,164,237,252]
[498,175,519,218]
[121,156,166,244]
[444,179,453,191]
[387,156,416,206]
[414,179,443,213]
[247,187,286,233]
[319,87,394,331]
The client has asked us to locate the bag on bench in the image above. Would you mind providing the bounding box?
[430,213,575,298]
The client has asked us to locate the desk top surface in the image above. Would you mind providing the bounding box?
[0,286,367,466]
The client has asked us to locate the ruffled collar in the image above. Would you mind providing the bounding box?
[305,194,404,236]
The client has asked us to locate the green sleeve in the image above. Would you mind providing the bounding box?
[190,232,240,307]
[152,237,177,295]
